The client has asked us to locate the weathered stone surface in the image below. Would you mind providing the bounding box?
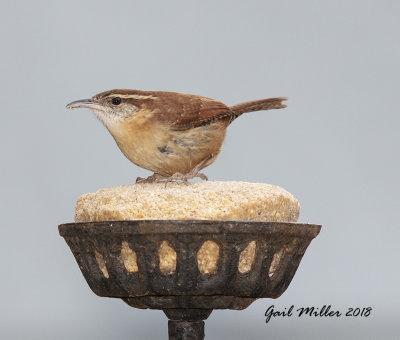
[75,181,300,222]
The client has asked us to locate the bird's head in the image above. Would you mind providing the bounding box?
[66,89,150,126]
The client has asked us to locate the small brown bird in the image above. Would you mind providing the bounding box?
[66,90,287,182]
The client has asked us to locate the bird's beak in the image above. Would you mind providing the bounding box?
[66,99,104,110]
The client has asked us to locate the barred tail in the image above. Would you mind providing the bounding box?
[229,97,287,121]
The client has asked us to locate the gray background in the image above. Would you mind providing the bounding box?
[1,0,399,339]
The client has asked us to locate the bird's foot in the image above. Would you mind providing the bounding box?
[166,170,208,183]
[136,173,168,183]
[136,154,213,185]
[165,155,212,183]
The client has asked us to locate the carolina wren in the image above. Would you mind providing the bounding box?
[66,90,287,182]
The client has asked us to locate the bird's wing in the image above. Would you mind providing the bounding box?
[158,93,232,130]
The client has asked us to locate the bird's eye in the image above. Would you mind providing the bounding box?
[112,97,122,105]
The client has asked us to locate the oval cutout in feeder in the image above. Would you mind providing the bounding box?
[158,241,177,275]
[268,247,286,279]
[94,249,109,279]
[197,240,220,275]
[238,241,257,274]
[121,241,138,273]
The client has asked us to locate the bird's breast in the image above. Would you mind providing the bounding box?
[106,112,227,175]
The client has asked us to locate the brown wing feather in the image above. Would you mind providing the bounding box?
[154,93,232,130]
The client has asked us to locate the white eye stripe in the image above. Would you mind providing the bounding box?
[104,94,158,100]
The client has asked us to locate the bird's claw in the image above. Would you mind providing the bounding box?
[135,173,168,183]
[135,155,212,185]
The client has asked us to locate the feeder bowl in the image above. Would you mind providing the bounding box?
[59,220,321,339]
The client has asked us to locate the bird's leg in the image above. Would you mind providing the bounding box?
[136,173,168,183]
[136,155,213,184]
[166,155,213,183]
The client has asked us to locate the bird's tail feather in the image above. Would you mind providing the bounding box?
[229,97,287,119]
